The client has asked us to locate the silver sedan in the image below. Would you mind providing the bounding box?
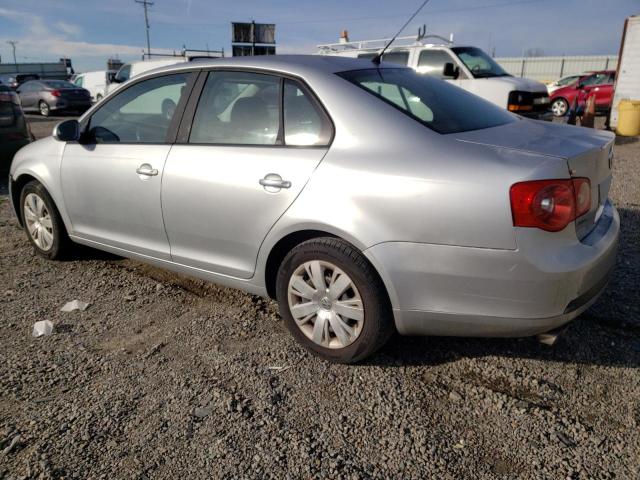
[8,56,619,363]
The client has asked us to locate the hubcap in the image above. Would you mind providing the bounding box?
[24,193,54,251]
[552,100,566,116]
[287,260,364,349]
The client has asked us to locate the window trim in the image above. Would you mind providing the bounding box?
[175,67,335,149]
[78,69,199,146]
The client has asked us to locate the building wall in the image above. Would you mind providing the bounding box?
[0,62,69,79]
[495,55,618,82]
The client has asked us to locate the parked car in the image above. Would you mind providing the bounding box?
[0,85,32,174]
[0,73,40,90]
[17,80,91,116]
[72,70,117,103]
[546,74,582,94]
[8,56,618,363]
[318,35,552,120]
[550,70,616,117]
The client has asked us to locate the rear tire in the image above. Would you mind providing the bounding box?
[276,237,394,363]
[39,100,50,117]
[20,180,70,260]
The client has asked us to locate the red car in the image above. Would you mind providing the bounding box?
[550,70,615,117]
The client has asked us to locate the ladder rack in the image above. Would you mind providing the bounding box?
[317,34,454,53]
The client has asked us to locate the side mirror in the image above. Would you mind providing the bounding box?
[53,119,80,142]
[443,62,458,79]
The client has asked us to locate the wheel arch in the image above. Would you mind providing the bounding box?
[262,229,394,317]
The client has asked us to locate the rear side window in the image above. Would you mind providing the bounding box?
[338,68,515,134]
[190,71,280,145]
[284,79,332,146]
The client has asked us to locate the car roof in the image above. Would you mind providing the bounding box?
[139,54,409,80]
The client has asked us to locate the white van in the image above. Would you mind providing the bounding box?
[106,58,190,95]
[72,70,116,103]
[318,34,552,120]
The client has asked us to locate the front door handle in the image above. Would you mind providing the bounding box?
[259,173,291,191]
[136,164,158,177]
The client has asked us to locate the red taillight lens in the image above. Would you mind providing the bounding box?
[51,89,61,97]
[510,178,591,232]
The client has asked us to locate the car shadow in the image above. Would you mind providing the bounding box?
[368,206,640,369]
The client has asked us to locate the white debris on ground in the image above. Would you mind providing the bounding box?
[32,320,53,338]
[60,300,90,312]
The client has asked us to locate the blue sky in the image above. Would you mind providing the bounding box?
[0,0,637,72]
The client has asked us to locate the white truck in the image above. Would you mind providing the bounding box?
[72,70,117,103]
[106,58,190,96]
[318,34,552,120]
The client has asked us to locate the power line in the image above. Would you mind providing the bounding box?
[135,0,154,57]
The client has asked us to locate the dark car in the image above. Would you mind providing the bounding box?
[0,85,32,174]
[17,80,91,116]
[0,73,40,90]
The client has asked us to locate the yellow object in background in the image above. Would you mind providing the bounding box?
[616,100,640,136]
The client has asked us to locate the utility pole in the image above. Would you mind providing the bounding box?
[135,0,154,57]
[7,40,18,67]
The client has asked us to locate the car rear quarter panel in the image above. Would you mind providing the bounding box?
[261,75,570,253]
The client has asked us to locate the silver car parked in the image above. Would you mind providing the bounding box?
[9,56,619,363]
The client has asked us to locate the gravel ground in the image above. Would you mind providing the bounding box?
[1,116,639,479]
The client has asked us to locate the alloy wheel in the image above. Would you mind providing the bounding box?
[23,193,54,251]
[287,260,365,349]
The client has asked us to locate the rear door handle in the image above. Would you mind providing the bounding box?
[136,164,158,177]
[259,173,291,190]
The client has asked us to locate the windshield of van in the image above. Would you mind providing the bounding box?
[451,47,510,78]
[338,68,515,134]
[115,65,131,83]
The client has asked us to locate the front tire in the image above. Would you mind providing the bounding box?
[39,100,50,117]
[20,180,70,259]
[551,98,568,117]
[276,238,394,363]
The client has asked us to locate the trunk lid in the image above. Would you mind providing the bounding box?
[453,118,615,240]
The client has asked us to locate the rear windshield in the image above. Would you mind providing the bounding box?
[338,68,515,134]
[43,80,77,89]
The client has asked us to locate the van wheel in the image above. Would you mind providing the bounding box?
[39,101,50,117]
[276,238,394,363]
[20,180,70,259]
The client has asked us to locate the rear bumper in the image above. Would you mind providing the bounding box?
[364,200,619,337]
[50,98,91,111]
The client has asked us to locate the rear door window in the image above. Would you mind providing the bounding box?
[190,71,281,145]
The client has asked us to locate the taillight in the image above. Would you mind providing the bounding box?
[510,178,591,232]
[51,89,61,97]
